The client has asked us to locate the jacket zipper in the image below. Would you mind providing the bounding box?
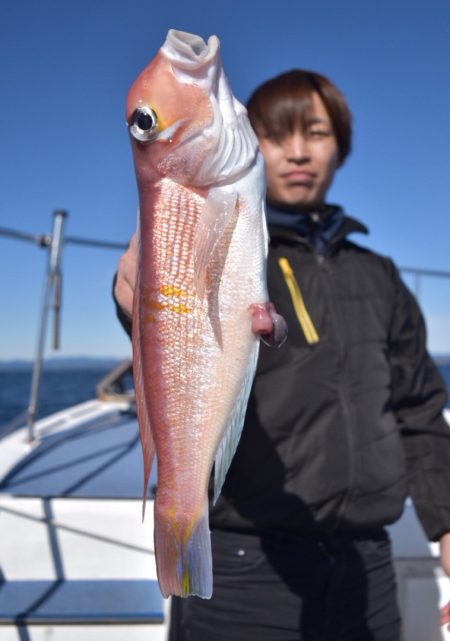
[278,257,319,345]
[319,257,356,529]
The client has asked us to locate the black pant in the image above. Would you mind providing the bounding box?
[169,528,401,641]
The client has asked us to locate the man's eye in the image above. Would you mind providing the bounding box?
[309,129,330,138]
[264,134,282,143]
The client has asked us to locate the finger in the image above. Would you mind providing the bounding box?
[114,272,134,319]
[439,602,450,625]
[250,302,288,348]
[118,254,135,289]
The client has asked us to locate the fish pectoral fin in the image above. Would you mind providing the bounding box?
[213,340,260,504]
[193,188,238,300]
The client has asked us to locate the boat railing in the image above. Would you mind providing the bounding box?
[400,266,450,303]
[0,211,128,442]
[96,358,134,403]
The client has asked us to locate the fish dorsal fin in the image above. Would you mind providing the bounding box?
[193,188,238,300]
[213,341,260,504]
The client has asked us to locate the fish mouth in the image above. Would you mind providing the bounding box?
[161,30,220,71]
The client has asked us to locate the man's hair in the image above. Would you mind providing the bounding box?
[246,69,352,164]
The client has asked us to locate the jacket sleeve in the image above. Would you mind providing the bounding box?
[112,272,132,338]
[388,261,450,541]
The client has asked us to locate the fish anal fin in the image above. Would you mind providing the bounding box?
[194,188,238,300]
[213,341,260,503]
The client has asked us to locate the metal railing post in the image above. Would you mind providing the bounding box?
[26,211,67,441]
[414,272,421,303]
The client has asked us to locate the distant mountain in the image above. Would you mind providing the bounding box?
[1,353,449,371]
[0,356,128,371]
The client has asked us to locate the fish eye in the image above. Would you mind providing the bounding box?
[128,106,158,142]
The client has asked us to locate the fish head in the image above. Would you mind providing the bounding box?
[126,30,259,187]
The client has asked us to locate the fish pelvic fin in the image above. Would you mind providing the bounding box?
[132,267,156,521]
[193,188,238,301]
[213,339,260,504]
[154,501,212,599]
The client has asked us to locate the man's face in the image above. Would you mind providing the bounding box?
[257,92,340,210]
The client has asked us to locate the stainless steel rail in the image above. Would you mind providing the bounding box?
[400,267,450,302]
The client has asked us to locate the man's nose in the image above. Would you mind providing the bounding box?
[285,132,308,160]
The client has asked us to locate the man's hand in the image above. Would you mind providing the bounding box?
[439,532,450,630]
[114,233,137,319]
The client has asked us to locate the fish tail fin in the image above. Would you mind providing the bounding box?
[154,500,212,599]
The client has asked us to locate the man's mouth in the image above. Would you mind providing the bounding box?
[283,170,315,185]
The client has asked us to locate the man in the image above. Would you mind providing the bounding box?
[114,69,450,640]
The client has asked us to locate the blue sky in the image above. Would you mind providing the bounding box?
[1,0,450,359]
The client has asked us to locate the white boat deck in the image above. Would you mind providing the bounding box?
[0,399,169,640]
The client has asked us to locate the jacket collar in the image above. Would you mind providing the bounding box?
[267,203,368,251]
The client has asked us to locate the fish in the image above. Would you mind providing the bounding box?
[126,29,278,599]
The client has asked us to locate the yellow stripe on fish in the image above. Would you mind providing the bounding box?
[145,300,193,314]
[159,284,194,298]
[143,285,194,317]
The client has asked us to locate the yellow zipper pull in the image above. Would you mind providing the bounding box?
[278,257,319,345]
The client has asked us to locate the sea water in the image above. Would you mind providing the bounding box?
[0,366,117,428]
[1,363,450,430]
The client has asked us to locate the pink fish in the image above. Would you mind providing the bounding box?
[126,30,284,598]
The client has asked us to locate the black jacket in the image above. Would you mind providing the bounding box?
[208,214,450,541]
[114,212,450,541]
